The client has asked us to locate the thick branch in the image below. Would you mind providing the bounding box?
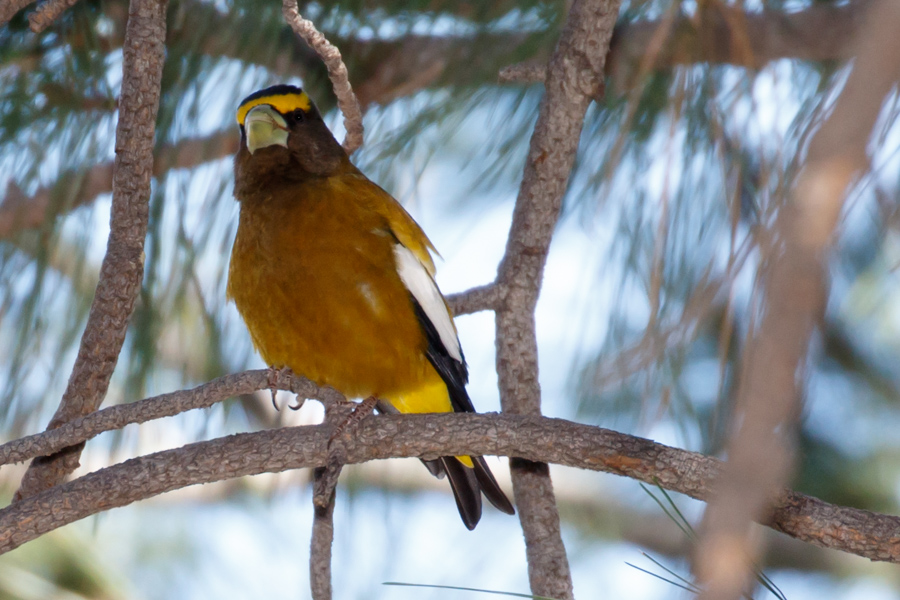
[1,413,899,564]
[492,0,620,597]
[695,1,900,598]
[14,0,168,500]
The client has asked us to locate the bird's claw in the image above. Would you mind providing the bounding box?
[267,366,303,411]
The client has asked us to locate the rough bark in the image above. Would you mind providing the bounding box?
[492,0,621,597]
[2,412,900,564]
[13,0,168,501]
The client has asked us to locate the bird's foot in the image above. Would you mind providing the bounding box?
[327,396,378,444]
[267,366,305,411]
[313,397,377,508]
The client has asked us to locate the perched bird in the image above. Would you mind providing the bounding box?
[227,84,515,529]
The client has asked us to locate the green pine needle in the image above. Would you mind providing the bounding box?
[383,582,560,600]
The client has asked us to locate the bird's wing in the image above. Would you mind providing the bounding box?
[392,241,473,414]
[355,174,472,411]
[359,175,439,276]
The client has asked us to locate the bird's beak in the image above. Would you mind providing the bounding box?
[245,105,289,154]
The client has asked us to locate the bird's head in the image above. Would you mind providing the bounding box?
[234,85,348,196]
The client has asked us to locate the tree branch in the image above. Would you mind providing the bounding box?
[0,0,34,26]
[310,467,336,600]
[27,0,78,32]
[446,282,504,316]
[491,0,621,597]
[0,129,237,241]
[695,0,900,597]
[282,0,363,153]
[13,0,168,501]
[2,412,899,564]
[0,369,326,467]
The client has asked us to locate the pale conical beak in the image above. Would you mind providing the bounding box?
[245,105,289,154]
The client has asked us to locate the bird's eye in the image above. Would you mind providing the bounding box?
[292,110,305,123]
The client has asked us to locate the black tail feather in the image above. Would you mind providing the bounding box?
[473,456,516,515]
[441,457,482,530]
[374,347,516,527]
[420,457,445,478]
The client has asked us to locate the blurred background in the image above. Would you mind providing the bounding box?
[2,0,900,598]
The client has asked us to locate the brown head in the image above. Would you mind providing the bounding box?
[233,84,350,200]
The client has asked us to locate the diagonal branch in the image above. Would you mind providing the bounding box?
[27,0,78,32]
[13,0,168,501]
[0,129,237,240]
[2,412,900,565]
[695,1,900,598]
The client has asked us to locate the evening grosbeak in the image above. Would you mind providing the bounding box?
[227,84,515,529]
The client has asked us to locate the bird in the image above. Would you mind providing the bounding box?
[227,84,515,529]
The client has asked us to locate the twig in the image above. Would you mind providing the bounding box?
[694,1,900,598]
[446,282,505,315]
[28,0,78,32]
[498,62,547,84]
[281,0,364,154]
[492,0,621,597]
[2,413,900,563]
[13,0,169,501]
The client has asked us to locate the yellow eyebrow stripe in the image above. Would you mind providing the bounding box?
[236,92,311,126]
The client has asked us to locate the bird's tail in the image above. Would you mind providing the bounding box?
[378,382,516,529]
[428,455,516,530]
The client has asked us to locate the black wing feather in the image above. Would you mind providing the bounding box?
[409,295,516,521]
[409,297,474,413]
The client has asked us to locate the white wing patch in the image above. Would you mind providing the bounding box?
[393,244,462,363]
